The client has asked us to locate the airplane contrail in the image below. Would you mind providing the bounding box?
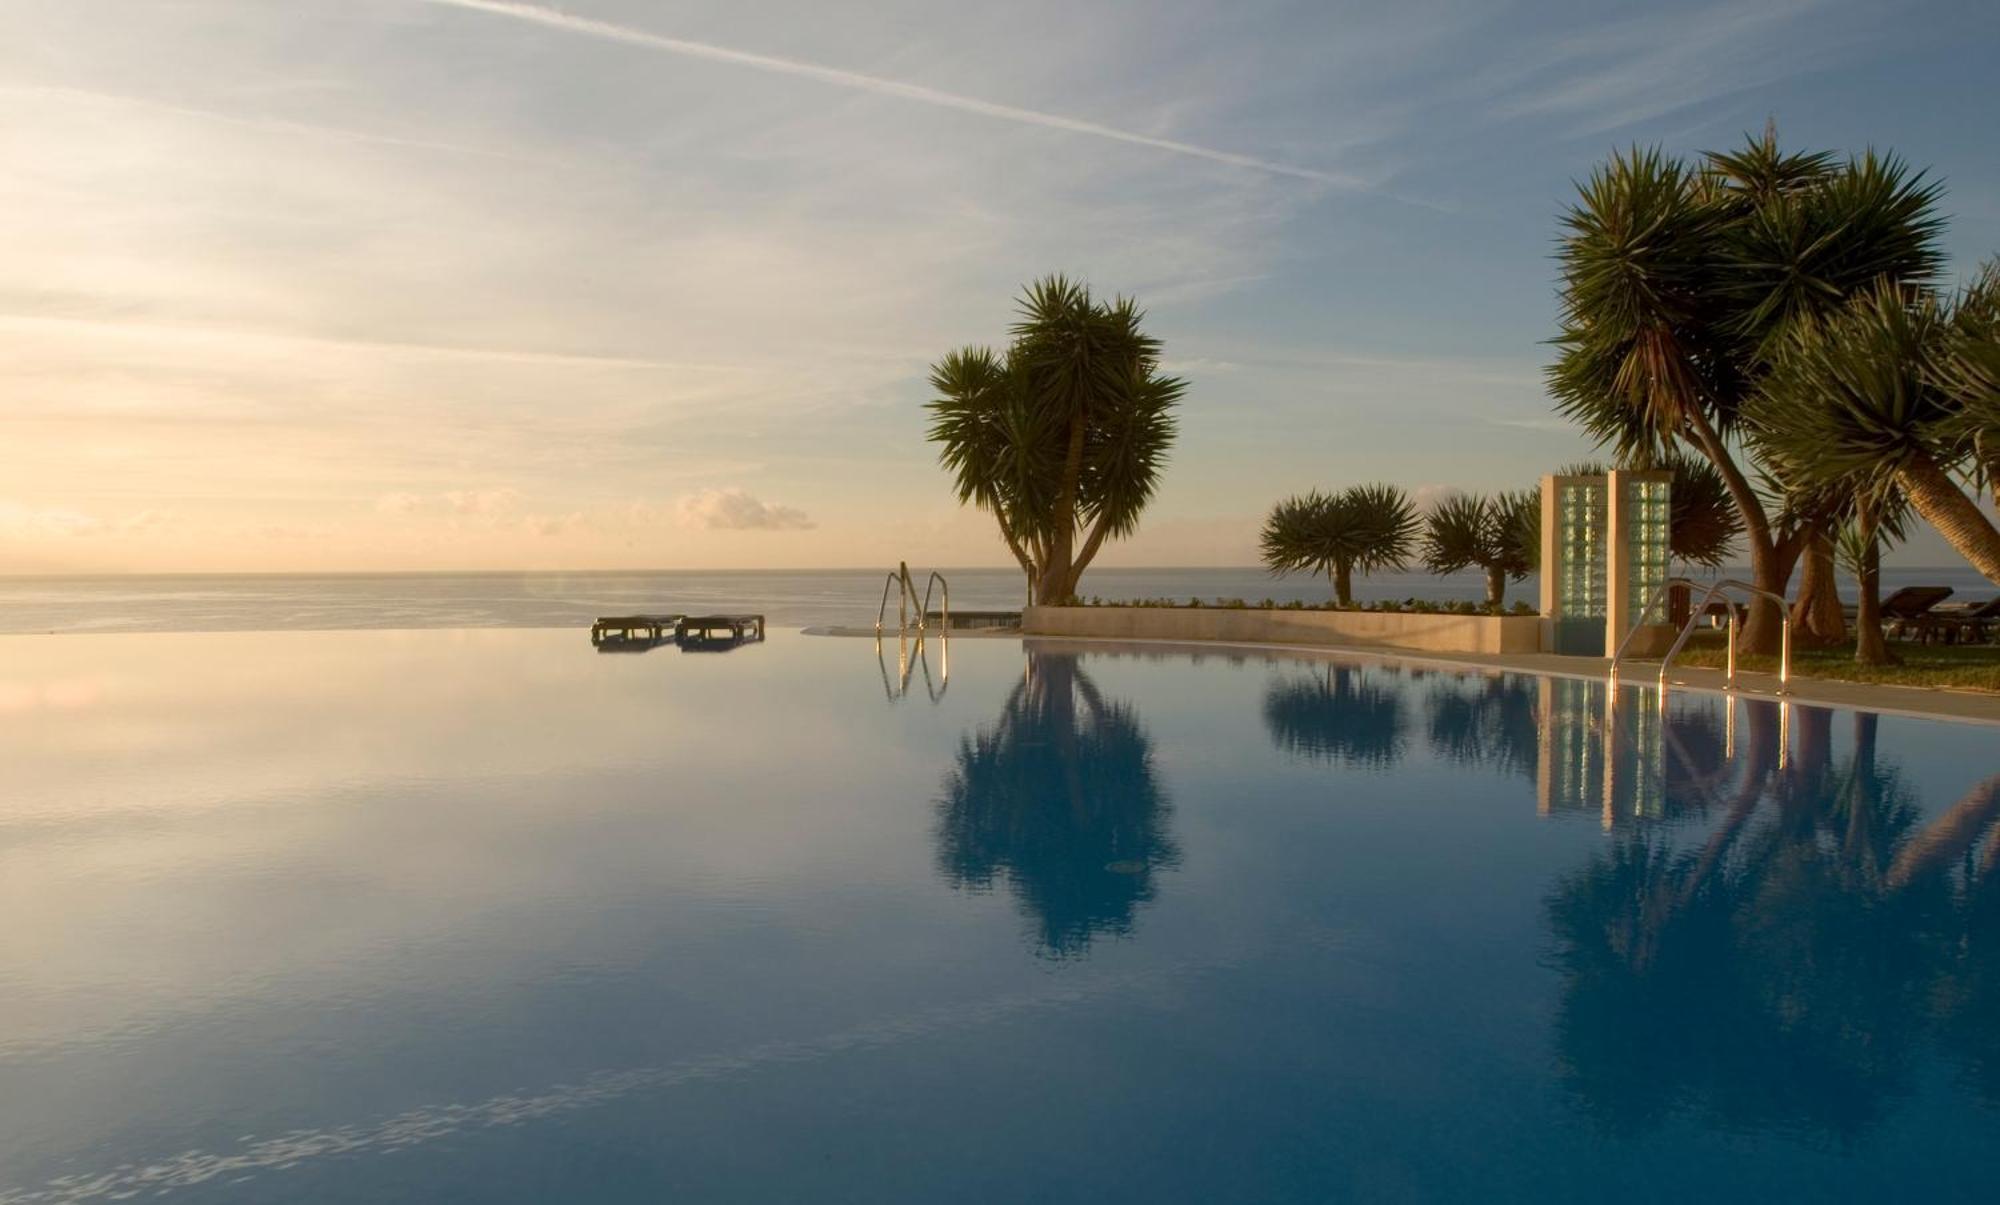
[416,0,1362,187]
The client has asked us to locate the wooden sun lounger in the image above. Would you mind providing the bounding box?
[1881,586,1955,642]
[1928,597,2000,645]
[677,614,766,651]
[591,614,684,650]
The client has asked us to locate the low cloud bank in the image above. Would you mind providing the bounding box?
[676,489,815,532]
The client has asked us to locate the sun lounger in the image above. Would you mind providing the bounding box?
[1881,586,1954,642]
[1932,597,2000,645]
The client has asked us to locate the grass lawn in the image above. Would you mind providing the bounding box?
[1672,632,2000,692]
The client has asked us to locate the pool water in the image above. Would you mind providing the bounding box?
[2,629,1996,1203]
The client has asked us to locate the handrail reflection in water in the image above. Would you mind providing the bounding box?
[876,628,948,703]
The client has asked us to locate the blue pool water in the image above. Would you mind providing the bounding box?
[1,629,1997,1202]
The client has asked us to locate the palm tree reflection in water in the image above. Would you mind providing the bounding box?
[935,651,1179,957]
[1547,699,2000,1136]
[1262,663,1407,768]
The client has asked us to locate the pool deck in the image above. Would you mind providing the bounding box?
[1036,634,2000,727]
[804,624,2000,725]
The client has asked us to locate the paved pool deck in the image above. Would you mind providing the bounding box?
[807,624,2000,726]
[1036,635,2000,727]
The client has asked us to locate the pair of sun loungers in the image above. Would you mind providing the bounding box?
[1692,586,1998,644]
[1876,588,2000,644]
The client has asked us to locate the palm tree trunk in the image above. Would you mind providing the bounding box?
[1886,773,2000,891]
[1036,417,1091,605]
[1854,509,1895,667]
[1789,527,1846,645]
[1333,562,1354,607]
[1484,565,1506,609]
[1058,509,1117,601]
[1683,408,1788,654]
[1895,455,2000,586]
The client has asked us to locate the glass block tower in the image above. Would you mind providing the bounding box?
[1539,469,1673,657]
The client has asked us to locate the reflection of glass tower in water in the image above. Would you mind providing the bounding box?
[1535,678,1663,828]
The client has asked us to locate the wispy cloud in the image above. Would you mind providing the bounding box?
[0,500,174,538]
[415,0,1365,187]
[0,83,532,162]
[675,489,815,532]
[1472,0,1840,136]
[0,313,743,375]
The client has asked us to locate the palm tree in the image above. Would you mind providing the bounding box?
[1260,484,1419,606]
[1936,264,2000,488]
[1421,489,1538,608]
[1837,495,1908,666]
[927,276,1185,606]
[1747,276,2000,585]
[1549,135,1946,653]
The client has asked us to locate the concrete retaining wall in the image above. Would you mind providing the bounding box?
[1021,605,1544,655]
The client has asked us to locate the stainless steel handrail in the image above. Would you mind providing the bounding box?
[921,571,949,635]
[1607,575,1703,685]
[875,562,922,635]
[1609,576,1791,699]
[1658,578,1789,694]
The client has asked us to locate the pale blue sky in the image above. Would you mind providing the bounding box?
[1,0,1995,571]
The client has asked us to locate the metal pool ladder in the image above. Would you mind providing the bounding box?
[876,562,949,635]
[1609,577,1791,698]
[875,562,950,702]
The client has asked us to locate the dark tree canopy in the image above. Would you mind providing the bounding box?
[927,277,1184,605]
[1421,489,1539,607]
[1260,483,1418,606]
[1547,133,1949,650]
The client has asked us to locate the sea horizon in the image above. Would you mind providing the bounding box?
[3,563,1991,637]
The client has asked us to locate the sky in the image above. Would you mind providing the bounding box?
[1,0,1997,574]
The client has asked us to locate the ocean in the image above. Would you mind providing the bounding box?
[0,565,1992,635]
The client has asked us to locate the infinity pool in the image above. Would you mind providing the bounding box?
[3,630,1997,1202]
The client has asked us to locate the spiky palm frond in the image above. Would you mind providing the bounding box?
[1718,148,1946,360]
[1077,368,1184,539]
[1259,490,1335,577]
[1703,132,1838,205]
[1835,497,1911,579]
[1422,490,1538,579]
[1548,146,1729,460]
[1261,484,1419,581]
[1745,279,1959,495]
[1932,261,2000,495]
[1338,483,1422,573]
[1659,448,1742,568]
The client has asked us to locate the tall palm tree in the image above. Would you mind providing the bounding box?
[1549,135,1946,653]
[1747,276,2000,584]
[927,276,1185,605]
[1836,494,1908,666]
[1260,484,1419,606]
[1421,489,1538,608]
